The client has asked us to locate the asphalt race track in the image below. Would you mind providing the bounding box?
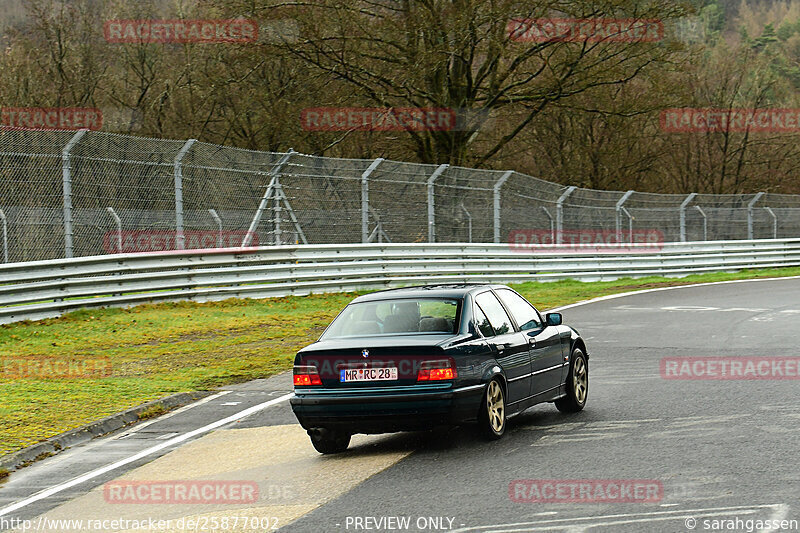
[1,277,799,532]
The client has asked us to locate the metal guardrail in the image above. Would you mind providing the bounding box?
[2,240,800,324]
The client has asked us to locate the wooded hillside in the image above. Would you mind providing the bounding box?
[3,0,800,195]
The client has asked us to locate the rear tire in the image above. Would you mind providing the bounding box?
[555,348,588,413]
[308,428,351,454]
[478,379,506,440]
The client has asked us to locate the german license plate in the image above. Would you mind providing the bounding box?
[340,367,398,382]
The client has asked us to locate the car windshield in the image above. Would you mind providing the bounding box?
[320,298,461,339]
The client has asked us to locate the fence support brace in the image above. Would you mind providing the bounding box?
[361,158,384,243]
[493,171,514,244]
[0,209,7,263]
[541,207,555,243]
[556,186,577,244]
[62,129,88,258]
[615,191,635,242]
[461,203,473,243]
[427,164,449,243]
[106,207,122,253]
[747,192,765,240]
[173,139,197,250]
[679,193,697,242]
[764,207,777,239]
[695,206,708,241]
[243,150,295,247]
[209,209,223,247]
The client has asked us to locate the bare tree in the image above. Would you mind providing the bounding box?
[256,0,687,166]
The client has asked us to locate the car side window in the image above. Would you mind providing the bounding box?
[474,292,513,335]
[496,289,542,331]
[472,303,495,337]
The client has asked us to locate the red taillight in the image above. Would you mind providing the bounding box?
[417,359,457,382]
[293,365,322,386]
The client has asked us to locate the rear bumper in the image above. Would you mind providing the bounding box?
[290,384,484,433]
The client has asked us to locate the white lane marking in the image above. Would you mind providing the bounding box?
[761,504,789,533]
[551,275,800,313]
[5,274,799,516]
[0,393,294,518]
[451,504,783,532]
[219,402,242,406]
[614,305,778,313]
[119,391,232,436]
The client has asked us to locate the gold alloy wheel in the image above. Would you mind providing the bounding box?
[486,380,505,433]
[573,355,588,404]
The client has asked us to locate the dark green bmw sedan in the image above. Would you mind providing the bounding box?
[290,284,589,454]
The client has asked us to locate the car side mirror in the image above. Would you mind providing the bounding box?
[545,313,562,326]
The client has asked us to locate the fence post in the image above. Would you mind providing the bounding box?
[61,129,88,259]
[173,139,197,250]
[361,158,384,243]
[555,186,576,244]
[243,150,295,247]
[615,190,635,242]
[427,164,449,243]
[0,209,7,263]
[493,171,514,243]
[747,192,765,239]
[679,193,697,242]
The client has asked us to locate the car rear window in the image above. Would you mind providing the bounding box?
[320,298,461,339]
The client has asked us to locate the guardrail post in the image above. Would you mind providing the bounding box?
[615,190,635,242]
[209,209,223,247]
[61,129,88,259]
[493,171,513,243]
[0,209,7,263]
[679,193,697,242]
[764,207,777,239]
[361,158,384,243]
[555,186,576,244]
[106,207,122,253]
[427,164,449,243]
[695,206,708,241]
[173,139,197,250]
[747,192,765,239]
[243,150,295,247]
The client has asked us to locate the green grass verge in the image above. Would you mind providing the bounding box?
[1,266,799,458]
